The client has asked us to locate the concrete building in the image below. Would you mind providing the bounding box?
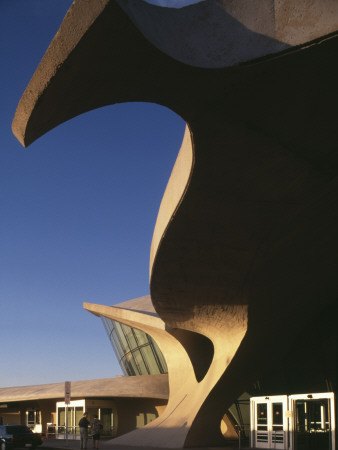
[11,0,338,449]
[0,375,168,438]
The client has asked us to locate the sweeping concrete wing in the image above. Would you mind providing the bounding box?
[12,0,338,447]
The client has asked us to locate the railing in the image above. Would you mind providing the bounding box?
[46,426,114,440]
[235,425,251,449]
[46,426,80,440]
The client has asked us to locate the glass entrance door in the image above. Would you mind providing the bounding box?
[26,410,41,432]
[251,396,287,449]
[289,393,335,450]
[56,400,85,439]
[251,393,335,450]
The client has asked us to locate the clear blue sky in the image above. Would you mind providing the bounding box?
[0,0,185,387]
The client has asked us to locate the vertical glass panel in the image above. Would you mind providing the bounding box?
[75,407,83,435]
[136,413,145,428]
[295,399,330,450]
[257,403,268,430]
[125,352,139,375]
[58,408,65,434]
[27,411,35,426]
[111,329,126,358]
[101,317,111,335]
[100,408,112,435]
[121,324,138,348]
[296,401,307,432]
[146,413,156,424]
[272,403,283,426]
[115,322,130,353]
[120,355,132,375]
[111,329,124,359]
[151,338,168,373]
[272,402,284,443]
[133,328,149,346]
[140,345,160,374]
[133,349,148,374]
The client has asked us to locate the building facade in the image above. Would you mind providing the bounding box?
[0,376,168,438]
[11,0,338,449]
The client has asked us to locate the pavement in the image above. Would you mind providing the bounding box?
[40,438,254,450]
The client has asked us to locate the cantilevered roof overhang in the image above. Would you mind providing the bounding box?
[0,375,168,403]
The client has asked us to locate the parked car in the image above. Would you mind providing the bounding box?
[0,425,42,449]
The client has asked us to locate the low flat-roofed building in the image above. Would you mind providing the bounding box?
[0,375,168,438]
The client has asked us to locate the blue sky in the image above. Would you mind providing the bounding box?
[0,0,185,387]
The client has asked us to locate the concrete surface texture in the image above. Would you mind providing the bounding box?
[117,0,338,67]
[85,297,242,447]
[40,438,254,450]
[12,0,338,448]
[0,375,169,402]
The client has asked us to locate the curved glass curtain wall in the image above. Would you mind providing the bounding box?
[101,317,168,376]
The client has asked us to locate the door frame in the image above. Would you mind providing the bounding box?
[288,392,335,450]
[250,395,288,449]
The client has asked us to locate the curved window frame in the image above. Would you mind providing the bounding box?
[101,317,168,376]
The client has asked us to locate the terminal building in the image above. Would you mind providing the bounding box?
[0,294,335,450]
[8,0,338,449]
[0,323,169,438]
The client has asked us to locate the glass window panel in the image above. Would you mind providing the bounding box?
[102,318,113,335]
[136,413,145,428]
[296,401,307,432]
[128,353,140,375]
[133,349,148,374]
[122,353,139,375]
[58,408,65,426]
[120,355,130,375]
[111,329,124,359]
[146,413,156,423]
[150,338,168,373]
[121,324,138,349]
[67,407,73,432]
[58,408,65,434]
[140,345,160,374]
[115,322,130,353]
[272,403,283,425]
[133,328,149,346]
[257,403,267,430]
[27,411,35,425]
[75,407,83,435]
[100,409,112,435]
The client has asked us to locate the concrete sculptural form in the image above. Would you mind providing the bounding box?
[13,0,338,448]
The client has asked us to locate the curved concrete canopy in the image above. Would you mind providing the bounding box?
[114,295,158,316]
[116,0,338,67]
[12,0,338,447]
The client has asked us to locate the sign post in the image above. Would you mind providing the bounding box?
[65,382,71,444]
